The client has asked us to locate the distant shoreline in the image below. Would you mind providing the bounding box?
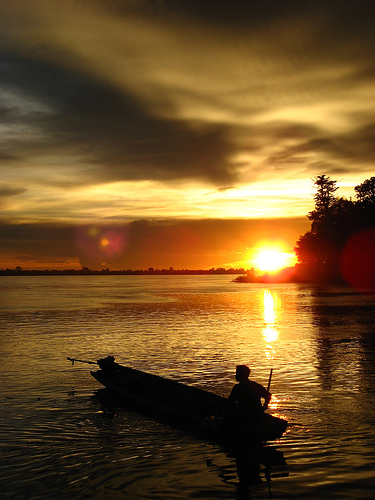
[0,267,245,276]
[0,264,362,287]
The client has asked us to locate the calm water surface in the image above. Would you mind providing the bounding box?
[1,275,375,499]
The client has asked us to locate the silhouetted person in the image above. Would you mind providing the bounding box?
[228,365,271,424]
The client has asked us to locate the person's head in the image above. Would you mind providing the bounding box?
[235,364,250,382]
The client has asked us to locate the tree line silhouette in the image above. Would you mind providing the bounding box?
[0,267,246,276]
[293,175,375,287]
[295,175,375,264]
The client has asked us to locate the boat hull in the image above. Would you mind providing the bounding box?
[91,362,287,443]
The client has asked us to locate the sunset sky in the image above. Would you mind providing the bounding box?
[1,1,374,270]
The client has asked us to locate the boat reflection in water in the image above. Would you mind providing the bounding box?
[207,441,288,498]
[94,386,288,498]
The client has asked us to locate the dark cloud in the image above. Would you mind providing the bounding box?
[0,186,26,198]
[0,222,76,265]
[0,217,309,270]
[1,1,374,189]
[1,0,374,190]
[0,52,237,186]
[266,122,375,176]
[115,0,375,62]
[105,0,375,37]
[333,123,375,164]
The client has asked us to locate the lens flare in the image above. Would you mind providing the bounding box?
[76,226,126,267]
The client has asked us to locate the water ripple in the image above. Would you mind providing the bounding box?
[1,277,375,499]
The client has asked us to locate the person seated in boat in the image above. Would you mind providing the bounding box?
[228,365,271,424]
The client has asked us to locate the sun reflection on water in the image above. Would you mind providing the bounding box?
[264,290,276,324]
[268,393,282,412]
[262,289,279,359]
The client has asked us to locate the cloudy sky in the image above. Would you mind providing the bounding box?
[1,0,374,270]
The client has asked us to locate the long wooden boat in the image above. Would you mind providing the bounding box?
[69,356,288,443]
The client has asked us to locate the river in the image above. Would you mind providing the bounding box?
[1,275,375,499]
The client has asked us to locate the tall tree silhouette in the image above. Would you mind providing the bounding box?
[295,176,340,264]
[295,175,375,285]
[308,175,339,232]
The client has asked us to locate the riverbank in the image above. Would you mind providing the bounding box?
[233,263,359,286]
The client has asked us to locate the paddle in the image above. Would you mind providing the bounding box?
[262,368,273,412]
[267,368,273,392]
[67,357,98,365]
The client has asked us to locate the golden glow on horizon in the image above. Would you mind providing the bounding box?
[2,175,363,227]
[1,176,319,224]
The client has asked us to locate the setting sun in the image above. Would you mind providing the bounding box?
[254,249,296,272]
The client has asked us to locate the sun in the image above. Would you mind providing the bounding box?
[253,248,296,272]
